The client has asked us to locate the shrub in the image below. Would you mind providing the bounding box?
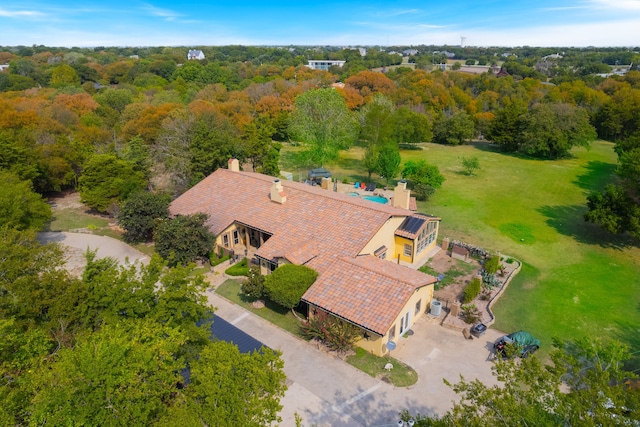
[484,255,501,274]
[154,213,215,267]
[300,310,360,352]
[461,304,481,324]
[506,257,515,264]
[482,271,501,288]
[225,258,248,276]
[241,266,265,298]
[264,264,318,309]
[209,253,230,267]
[463,277,482,303]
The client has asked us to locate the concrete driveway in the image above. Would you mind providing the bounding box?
[206,288,504,427]
[38,232,150,274]
[43,232,504,426]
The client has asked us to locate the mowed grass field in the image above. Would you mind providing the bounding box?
[281,141,640,368]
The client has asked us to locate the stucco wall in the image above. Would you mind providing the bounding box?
[359,216,406,260]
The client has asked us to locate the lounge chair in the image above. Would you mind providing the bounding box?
[354,181,360,188]
[360,182,366,189]
[366,183,376,191]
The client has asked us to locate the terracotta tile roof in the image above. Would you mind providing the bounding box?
[302,256,436,335]
[170,168,412,262]
[170,167,438,334]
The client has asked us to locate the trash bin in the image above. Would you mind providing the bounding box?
[471,323,487,338]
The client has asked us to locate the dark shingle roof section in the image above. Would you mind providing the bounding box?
[302,255,436,335]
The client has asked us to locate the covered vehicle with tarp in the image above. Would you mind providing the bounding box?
[307,168,331,184]
[494,331,541,359]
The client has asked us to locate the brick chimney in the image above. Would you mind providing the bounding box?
[270,179,287,204]
[228,158,239,172]
[393,180,410,210]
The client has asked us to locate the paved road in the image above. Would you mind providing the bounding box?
[45,232,503,427]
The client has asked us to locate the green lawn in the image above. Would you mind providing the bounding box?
[346,347,418,387]
[215,279,307,338]
[281,141,640,369]
[47,208,109,232]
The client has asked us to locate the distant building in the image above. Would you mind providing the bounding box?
[358,47,367,56]
[307,60,346,71]
[403,49,418,56]
[187,49,205,60]
[0,64,9,72]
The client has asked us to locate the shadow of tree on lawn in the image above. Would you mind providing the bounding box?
[573,160,617,192]
[537,204,637,250]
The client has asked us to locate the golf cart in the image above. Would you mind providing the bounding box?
[494,331,541,359]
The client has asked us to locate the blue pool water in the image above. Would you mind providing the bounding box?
[348,192,359,196]
[363,195,388,204]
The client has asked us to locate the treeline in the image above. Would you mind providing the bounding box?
[1,45,639,239]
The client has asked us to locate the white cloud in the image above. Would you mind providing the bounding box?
[0,8,43,17]
[139,3,182,20]
[584,0,640,11]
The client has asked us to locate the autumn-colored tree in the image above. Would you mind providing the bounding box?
[345,70,396,100]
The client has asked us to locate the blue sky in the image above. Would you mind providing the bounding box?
[2,0,639,47]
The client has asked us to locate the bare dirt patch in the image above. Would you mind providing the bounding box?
[427,250,482,305]
[48,191,84,210]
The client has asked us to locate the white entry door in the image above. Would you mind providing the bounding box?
[399,311,411,334]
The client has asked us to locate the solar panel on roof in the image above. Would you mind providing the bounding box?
[399,216,425,234]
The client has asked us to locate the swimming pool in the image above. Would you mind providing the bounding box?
[362,195,388,204]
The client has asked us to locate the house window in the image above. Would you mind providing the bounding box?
[389,324,396,340]
[415,299,421,315]
[404,243,412,257]
[374,245,387,259]
[222,234,229,247]
[233,230,239,245]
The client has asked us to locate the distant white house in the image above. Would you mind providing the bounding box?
[307,60,346,71]
[187,49,205,60]
[403,49,418,56]
[0,64,9,72]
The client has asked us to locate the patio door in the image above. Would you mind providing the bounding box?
[399,311,411,335]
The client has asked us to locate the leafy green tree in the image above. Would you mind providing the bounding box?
[78,153,146,213]
[118,191,170,242]
[190,112,244,185]
[0,170,51,231]
[49,64,80,87]
[29,320,186,426]
[264,264,318,310]
[520,103,596,158]
[288,88,359,167]
[94,88,134,113]
[242,266,265,298]
[376,143,401,186]
[0,228,70,327]
[486,101,528,152]
[461,156,480,176]
[154,213,216,266]
[179,342,287,426]
[392,107,433,144]
[432,110,475,145]
[243,117,281,176]
[584,184,640,240]
[403,338,640,427]
[402,160,446,201]
[359,95,396,178]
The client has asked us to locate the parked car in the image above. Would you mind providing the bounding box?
[494,331,540,359]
